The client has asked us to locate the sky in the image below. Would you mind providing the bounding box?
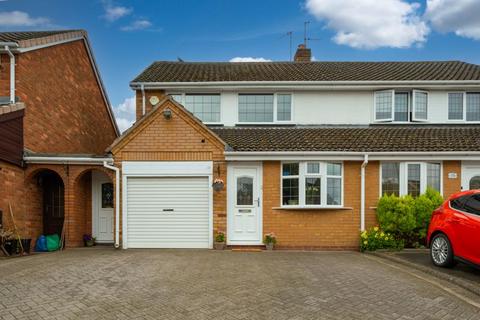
[1,0,480,131]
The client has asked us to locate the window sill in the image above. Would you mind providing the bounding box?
[273,206,353,211]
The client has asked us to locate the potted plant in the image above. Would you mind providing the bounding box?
[212,178,224,191]
[263,232,277,250]
[214,231,225,250]
[83,234,96,247]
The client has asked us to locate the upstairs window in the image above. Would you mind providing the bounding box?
[374,90,428,122]
[238,93,292,123]
[169,93,221,123]
[448,92,480,122]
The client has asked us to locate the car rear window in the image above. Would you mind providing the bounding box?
[450,195,469,211]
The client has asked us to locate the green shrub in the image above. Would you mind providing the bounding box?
[376,188,443,247]
[360,227,403,252]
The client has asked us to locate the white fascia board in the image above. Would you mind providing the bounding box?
[17,37,83,53]
[224,151,480,161]
[24,156,113,165]
[130,80,480,91]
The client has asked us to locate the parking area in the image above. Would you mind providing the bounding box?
[1,248,479,319]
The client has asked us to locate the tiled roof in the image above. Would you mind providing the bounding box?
[0,30,86,48]
[211,126,480,152]
[132,61,480,83]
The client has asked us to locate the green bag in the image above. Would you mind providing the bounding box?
[46,234,61,252]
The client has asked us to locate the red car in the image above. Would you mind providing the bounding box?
[427,190,480,268]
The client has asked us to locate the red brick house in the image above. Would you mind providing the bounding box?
[0,30,119,248]
[108,45,480,250]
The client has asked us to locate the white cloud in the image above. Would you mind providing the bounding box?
[113,96,136,132]
[425,0,480,40]
[229,57,272,62]
[121,19,153,31]
[102,0,132,22]
[0,11,50,27]
[305,0,429,49]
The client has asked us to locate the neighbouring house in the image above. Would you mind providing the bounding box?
[0,30,119,248]
[109,44,480,250]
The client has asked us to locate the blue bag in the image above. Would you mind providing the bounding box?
[35,235,48,252]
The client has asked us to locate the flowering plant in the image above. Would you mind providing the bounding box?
[213,178,224,185]
[360,227,403,252]
[263,232,277,245]
[215,231,225,243]
[83,234,93,242]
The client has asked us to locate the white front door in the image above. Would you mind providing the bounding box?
[92,171,114,243]
[462,162,480,191]
[228,165,262,245]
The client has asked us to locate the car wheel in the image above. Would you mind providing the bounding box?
[430,233,454,268]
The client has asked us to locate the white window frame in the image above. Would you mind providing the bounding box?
[412,90,429,122]
[379,162,443,197]
[447,91,466,122]
[466,92,480,123]
[237,93,294,125]
[281,161,344,208]
[393,91,410,123]
[166,92,223,125]
[374,89,394,122]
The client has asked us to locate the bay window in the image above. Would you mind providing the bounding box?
[448,92,480,121]
[374,90,428,122]
[238,93,292,123]
[381,162,442,197]
[282,162,343,207]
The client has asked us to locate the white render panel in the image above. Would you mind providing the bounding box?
[126,177,210,248]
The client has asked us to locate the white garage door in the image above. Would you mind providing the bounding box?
[126,177,210,248]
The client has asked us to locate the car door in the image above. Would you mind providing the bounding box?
[453,194,480,265]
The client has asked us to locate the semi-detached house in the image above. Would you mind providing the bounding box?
[110,45,480,250]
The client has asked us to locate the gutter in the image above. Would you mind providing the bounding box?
[103,161,120,248]
[360,154,369,232]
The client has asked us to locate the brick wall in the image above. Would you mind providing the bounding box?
[15,40,117,154]
[263,161,361,250]
[112,99,227,245]
[135,89,166,122]
[0,54,11,98]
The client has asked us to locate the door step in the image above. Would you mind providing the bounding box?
[228,245,265,252]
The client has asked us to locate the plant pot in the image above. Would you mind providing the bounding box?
[265,243,274,251]
[4,239,17,255]
[214,242,225,250]
[85,240,95,247]
[21,238,31,254]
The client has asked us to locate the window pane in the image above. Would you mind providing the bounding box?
[184,94,220,122]
[448,93,464,120]
[305,177,321,205]
[394,92,408,121]
[237,177,253,205]
[307,163,320,174]
[102,183,114,208]
[427,163,441,192]
[327,177,341,205]
[407,164,421,197]
[239,94,274,122]
[414,91,428,120]
[327,163,342,176]
[277,94,292,121]
[469,176,480,190]
[466,93,480,121]
[463,195,480,216]
[170,94,182,103]
[382,163,400,196]
[375,91,393,120]
[282,163,299,176]
[451,195,468,211]
[282,178,299,205]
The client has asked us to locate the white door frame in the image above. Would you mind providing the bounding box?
[92,171,114,243]
[461,161,480,190]
[227,162,263,245]
[121,161,213,249]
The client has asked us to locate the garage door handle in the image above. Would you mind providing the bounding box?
[162,209,174,212]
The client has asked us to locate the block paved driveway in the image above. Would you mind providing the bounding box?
[1,248,479,320]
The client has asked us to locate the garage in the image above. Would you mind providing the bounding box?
[122,162,213,249]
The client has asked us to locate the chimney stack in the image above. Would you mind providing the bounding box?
[294,44,311,62]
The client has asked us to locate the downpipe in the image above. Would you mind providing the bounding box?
[360,154,369,231]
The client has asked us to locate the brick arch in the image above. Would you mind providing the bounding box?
[25,165,67,184]
[71,166,113,186]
